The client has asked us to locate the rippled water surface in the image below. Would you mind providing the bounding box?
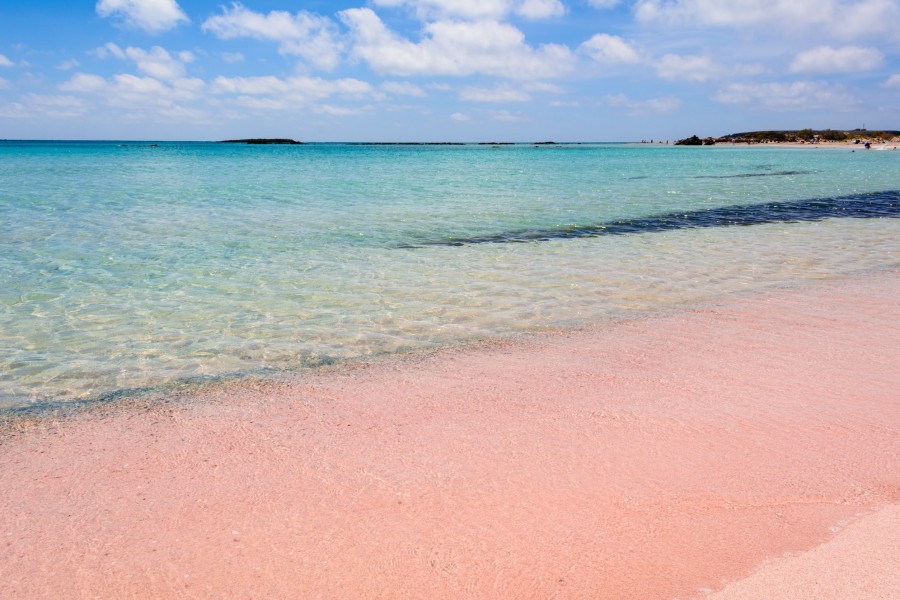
[1,141,898,409]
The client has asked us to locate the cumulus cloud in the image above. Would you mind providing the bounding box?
[655,53,722,82]
[57,59,81,71]
[714,81,857,110]
[489,109,522,121]
[96,0,189,33]
[62,72,204,105]
[586,0,622,7]
[202,3,343,70]
[524,81,565,93]
[58,66,206,126]
[516,0,566,19]
[381,81,427,96]
[59,73,108,93]
[607,93,680,115]
[450,112,471,122]
[886,74,900,87]
[0,54,14,67]
[789,46,884,74]
[128,46,187,80]
[339,8,576,79]
[371,0,564,21]
[210,75,373,104]
[94,43,193,81]
[0,94,90,119]
[460,84,531,102]
[314,104,373,116]
[20,94,88,118]
[579,34,640,64]
[634,0,900,38]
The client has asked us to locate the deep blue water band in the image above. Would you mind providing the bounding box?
[401,190,900,248]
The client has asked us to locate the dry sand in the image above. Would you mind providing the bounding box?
[1,272,898,599]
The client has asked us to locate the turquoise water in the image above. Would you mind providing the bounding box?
[1,141,898,410]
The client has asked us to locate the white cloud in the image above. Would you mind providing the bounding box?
[202,3,343,70]
[886,74,900,87]
[370,0,564,21]
[96,0,189,33]
[57,59,81,71]
[789,46,884,74]
[655,53,721,82]
[516,0,566,19]
[381,81,427,97]
[451,112,471,122]
[93,42,126,60]
[210,75,373,104]
[233,96,288,111]
[0,55,14,67]
[59,73,108,93]
[489,109,522,121]
[0,78,9,89]
[586,0,622,7]
[460,84,531,102]
[340,8,576,79]
[221,52,245,63]
[634,0,900,38]
[524,81,565,93]
[94,43,194,81]
[579,34,640,64]
[607,93,680,115]
[109,73,204,105]
[714,81,857,110]
[125,46,188,80]
[60,71,205,115]
[21,94,87,118]
[313,104,373,116]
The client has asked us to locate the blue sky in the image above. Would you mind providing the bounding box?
[1,0,898,141]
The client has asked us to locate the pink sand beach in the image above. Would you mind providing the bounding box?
[1,273,898,599]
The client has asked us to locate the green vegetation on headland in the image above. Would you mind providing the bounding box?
[220,138,302,144]
[674,129,900,145]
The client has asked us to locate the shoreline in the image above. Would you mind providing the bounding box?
[2,271,898,598]
[635,140,900,150]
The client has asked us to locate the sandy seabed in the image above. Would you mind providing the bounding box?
[1,272,898,599]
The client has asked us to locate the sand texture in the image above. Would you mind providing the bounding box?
[1,273,898,599]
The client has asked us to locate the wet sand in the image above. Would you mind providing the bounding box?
[1,272,898,599]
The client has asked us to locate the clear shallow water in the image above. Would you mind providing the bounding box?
[1,141,898,410]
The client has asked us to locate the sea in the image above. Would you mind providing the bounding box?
[1,140,898,411]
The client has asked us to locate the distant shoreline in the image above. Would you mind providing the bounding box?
[3,137,898,147]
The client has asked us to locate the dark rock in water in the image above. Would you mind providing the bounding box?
[675,135,703,146]
[220,138,302,145]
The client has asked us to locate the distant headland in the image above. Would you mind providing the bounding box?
[673,129,900,146]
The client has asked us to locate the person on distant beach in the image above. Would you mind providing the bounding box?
[864,142,871,149]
